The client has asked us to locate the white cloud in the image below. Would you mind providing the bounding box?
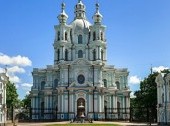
[8,75,21,83]
[0,53,32,66]
[152,66,169,73]
[26,91,30,95]
[129,76,141,84]
[21,83,33,90]
[0,67,21,83]
[130,92,136,98]
[15,84,19,89]
[7,66,25,74]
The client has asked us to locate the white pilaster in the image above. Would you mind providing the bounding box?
[61,94,64,112]
[89,94,92,112]
[99,95,101,112]
[58,94,60,112]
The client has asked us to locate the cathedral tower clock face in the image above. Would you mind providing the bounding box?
[77,74,85,84]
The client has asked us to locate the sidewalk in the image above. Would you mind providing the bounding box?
[6,121,158,126]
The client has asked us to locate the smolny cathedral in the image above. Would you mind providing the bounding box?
[31,0,131,120]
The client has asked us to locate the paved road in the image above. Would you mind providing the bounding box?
[7,121,158,126]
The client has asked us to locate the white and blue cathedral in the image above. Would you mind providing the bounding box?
[31,0,131,120]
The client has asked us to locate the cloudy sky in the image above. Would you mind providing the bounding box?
[0,0,170,99]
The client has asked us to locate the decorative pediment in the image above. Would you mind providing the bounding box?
[71,59,92,66]
[69,81,93,87]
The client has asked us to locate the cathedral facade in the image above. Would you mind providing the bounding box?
[156,73,170,125]
[31,0,130,120]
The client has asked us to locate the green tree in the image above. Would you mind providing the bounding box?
[22,93,31,109]
[6,81,19,120]
[6,81,18,108]
[131,69,170,122]
[133,72,158,121]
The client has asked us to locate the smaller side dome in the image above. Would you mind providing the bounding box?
[93,3,103,24]
[57,3,68,24]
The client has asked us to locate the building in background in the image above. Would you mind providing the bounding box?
[156,72,170,125]
[0,70,8,125]
[31,0,131,120]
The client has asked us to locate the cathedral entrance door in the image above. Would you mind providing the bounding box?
[77,98,85,117]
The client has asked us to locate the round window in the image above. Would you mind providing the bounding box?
[77,75,85,84]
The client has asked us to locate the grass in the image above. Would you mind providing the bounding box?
[47,124,121,126]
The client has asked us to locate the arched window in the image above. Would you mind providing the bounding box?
[65,32,68,41]
[93,32,96,41]
[93,49,96,61]
[41,81,45,90]
[54,79,58,88]
[88,32,91,41]
[65,49,68,61]
[162,93,164,103]
[78,50,83,58]
[101,32,103,41]
[116,81,120,90]
[78,35,83,44]
[101,49,104,61]
[103,79,107,87]
[57,49,60,61]
[57,31,60,41]
[70,30,72,41]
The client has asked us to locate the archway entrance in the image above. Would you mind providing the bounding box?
[77,98,85,117]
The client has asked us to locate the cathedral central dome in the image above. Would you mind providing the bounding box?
[70,19,91,31]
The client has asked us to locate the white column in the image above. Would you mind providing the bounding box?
[85,48,88,59]
[104,49,107,61]
[98,46,101,60]
[99,95,101,112]
[61,94,64,112]
[44,95,48,109]
[69,49,71,61]
[89,94,92,112]
[99,70,102,85]
[96,46,99,60]
[54,51,57,62]
[73,49,75,60]
[49,96,52,108]
[94,69,97,84]
[71,94,73,112]
[101,95,104,112]
[109,96,111,112]
[31,97,34,108]
[115,96,117,113]
[63,46,65,60]
[36,97,39,108]
[58,94,60,112]
[60,47,62,60]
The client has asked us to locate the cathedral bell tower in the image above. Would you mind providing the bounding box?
[89,3,106,63]
[54,3,72,64]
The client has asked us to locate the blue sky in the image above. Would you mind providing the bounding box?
[0,0,170,99]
